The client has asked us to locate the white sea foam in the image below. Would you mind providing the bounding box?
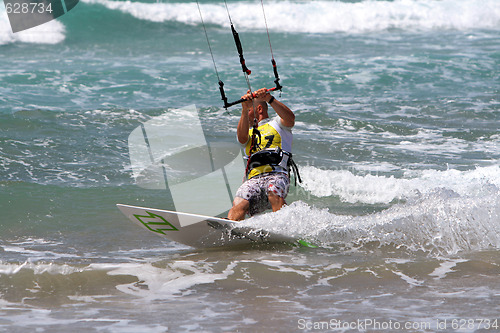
[0,261,86,275]
[428,258,467,280]
[0,10,65,45]
[93,261,238,300]
[83,0,500,33]
[241,165,500,255]
[2,0,498,44]
[0,238,80,261]
[252,186,500,255]
[299,164,500,204]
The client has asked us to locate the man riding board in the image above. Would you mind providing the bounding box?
[228,88,296,221]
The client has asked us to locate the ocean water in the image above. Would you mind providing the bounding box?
[1,0,500,332]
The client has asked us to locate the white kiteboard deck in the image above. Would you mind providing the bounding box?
[117,204,301,249]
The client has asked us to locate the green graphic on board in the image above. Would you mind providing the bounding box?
[133,211,178,234]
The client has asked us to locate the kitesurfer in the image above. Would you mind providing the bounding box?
[228,88,296,221]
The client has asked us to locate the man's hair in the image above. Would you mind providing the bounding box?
[249,100,269,120]
[258,100,268,113]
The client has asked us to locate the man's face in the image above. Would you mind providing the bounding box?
[248,107,255,123]
[248,106,257,124]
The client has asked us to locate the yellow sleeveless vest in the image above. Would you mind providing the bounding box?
[245,123,283,179]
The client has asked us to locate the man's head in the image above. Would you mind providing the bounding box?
[248,100,269,125]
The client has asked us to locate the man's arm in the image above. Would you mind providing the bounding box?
[269,97,295,128]
[237,91,252,144]
[254,88,295,128]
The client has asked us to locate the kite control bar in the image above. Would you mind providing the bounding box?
[219,55,283,109]
[197,0,283,110]
[218,15,282,109]
[219,82,281,109]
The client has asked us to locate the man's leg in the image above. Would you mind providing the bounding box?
[268,192,286,212]
[228,197,250,221]
[267,173,290,212]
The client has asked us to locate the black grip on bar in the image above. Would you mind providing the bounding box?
[231,24,251,75]
[226,98,246,108]
[219,80,229,108]
[271,59,282,91]
[219,79,245,109]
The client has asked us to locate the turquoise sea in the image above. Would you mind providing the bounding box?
[1,0,500,331]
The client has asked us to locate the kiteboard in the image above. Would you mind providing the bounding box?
[116,204,311,249]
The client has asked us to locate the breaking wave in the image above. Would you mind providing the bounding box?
[83,0,500,33]
[245,165,500,255]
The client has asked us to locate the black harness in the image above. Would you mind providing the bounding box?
[245,147,302,186]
